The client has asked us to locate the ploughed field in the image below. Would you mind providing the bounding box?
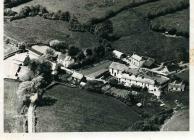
[36,84,140,132]
[4,79,24,133]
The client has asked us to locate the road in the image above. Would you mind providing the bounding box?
[27,103,35,133]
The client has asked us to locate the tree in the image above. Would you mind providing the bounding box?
[94,20,113,37]
[93,45,105,57]
[108,78,118,86]
[85,48,93,57]
[85,80,104,93]
[28,59,40,73]
[44,48,56,61]
[23,55,30,66]
[76,51,85,61]
[68,46,80,57]
[49,39,68,53]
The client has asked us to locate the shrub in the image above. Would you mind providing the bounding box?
[85,80,104,93]
[4,8,17,16]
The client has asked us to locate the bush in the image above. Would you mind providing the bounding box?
[4,8,17,16]
[49,40,68,53]
[4,0,31,8]
[85,80,104,93]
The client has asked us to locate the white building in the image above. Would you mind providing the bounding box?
[112,50,126,59]
[168,81,185,92]
[109,62,169,97]
[129,53,145,68]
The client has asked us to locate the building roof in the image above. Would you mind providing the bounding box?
[72,72,84,80]
[169,80,185,88]
[131,54,143,61]
[122,69,169,85]
[109,62,128,71]
[125,68,139,75]
[31,45,51,55]
[144,58,155,67]
[113,50,124,58]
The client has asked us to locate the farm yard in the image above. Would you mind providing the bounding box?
[4,79,24,133]
[36,84,140,132]
[78,60,112,77]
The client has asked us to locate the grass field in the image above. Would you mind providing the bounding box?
[4,16,99,48]
[133,0,189,18]
[111,31,189,63]
[110,9,149,38]
[4,79,24,133]
[11,0,157,24]
[36,84,140,132]
[161,109,189,131]
[151,9,189,37]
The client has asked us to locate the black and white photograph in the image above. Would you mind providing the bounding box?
[2,0,191,133]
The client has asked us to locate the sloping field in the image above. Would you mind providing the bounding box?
[110,9,149,38]
[4,16,100,48]
[4,79,24,133]
[36,84,140,132]
[133,0,189,18]
[151,9,189,37]
[11,0,158,23]
[161,109,189,131]
[112,31,189,63]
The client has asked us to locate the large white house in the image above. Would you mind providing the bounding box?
[109,62,169,97]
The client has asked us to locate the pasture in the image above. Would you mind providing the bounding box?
[5,16,100,48]
[151,9,189,37]
[36,84,140,132]
[4,79,24,132]
[11,0,157,24]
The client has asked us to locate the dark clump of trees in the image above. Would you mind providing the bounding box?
[49,40,69,53]
[25,58,52,85]
[92,20,113,39]
[85,80,105,93]
[4,0,31,8]
[131,109,173,131]
[11,5,48,20]
[10,5,70,22]
[4,8,17,16]
[43,10,70,21]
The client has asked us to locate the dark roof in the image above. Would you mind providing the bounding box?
[144,58,155,67]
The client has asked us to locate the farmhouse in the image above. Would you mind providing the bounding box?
[109,62,169,97]
[70,71,85,85]
[168,81,185,92]
[129,53,145,68]
[112,50,126,59]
